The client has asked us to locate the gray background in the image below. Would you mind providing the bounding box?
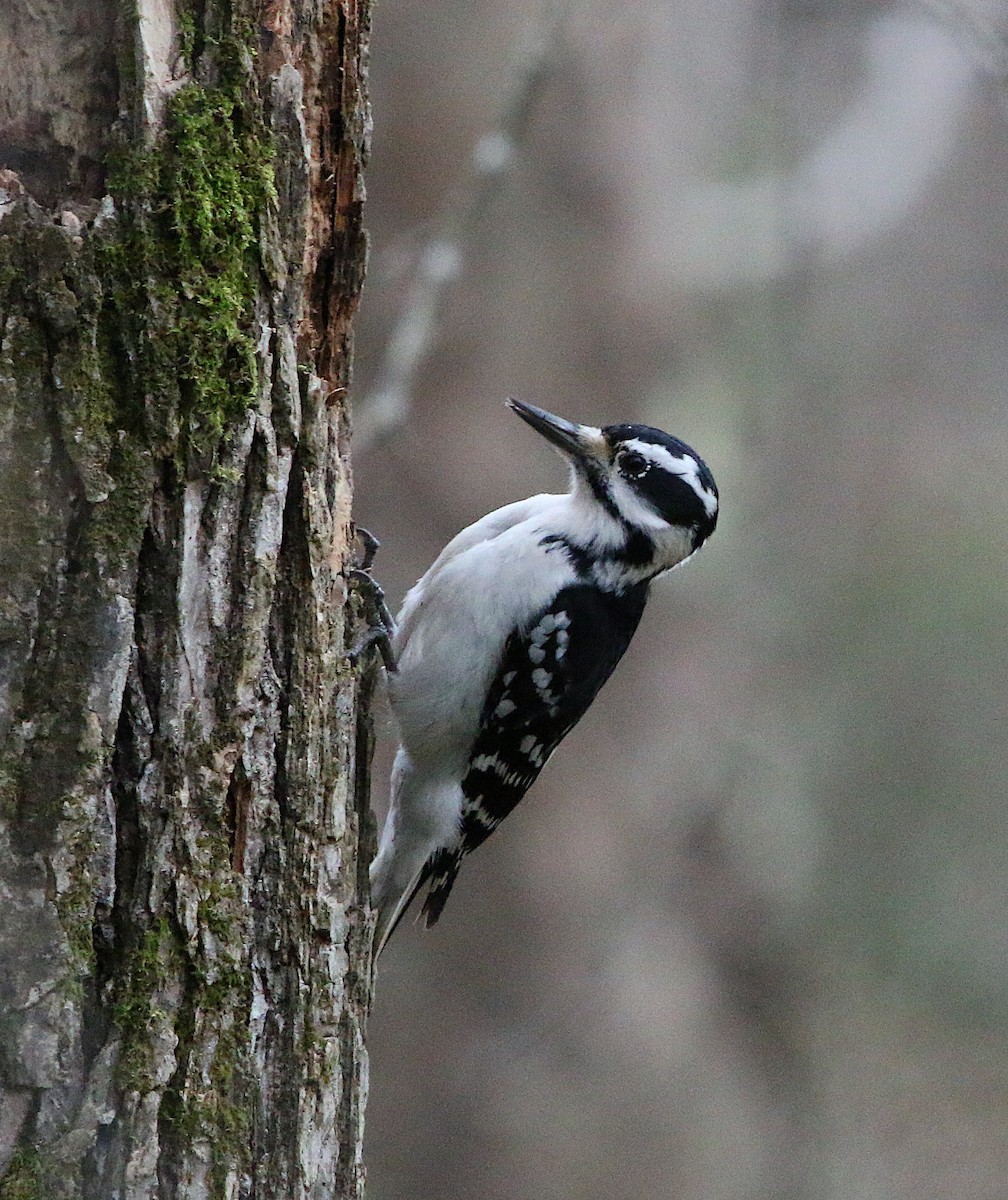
[353,3,1008,1197]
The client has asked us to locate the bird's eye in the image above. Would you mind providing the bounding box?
[618,450,649,479]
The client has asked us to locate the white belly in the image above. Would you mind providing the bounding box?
[388,519,573,771]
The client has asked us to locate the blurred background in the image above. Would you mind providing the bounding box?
[350,2,1008,1197]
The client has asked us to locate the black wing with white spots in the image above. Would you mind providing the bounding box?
[419,581,650,924]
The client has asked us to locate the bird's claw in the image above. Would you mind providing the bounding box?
[348,563,397,673]
[353,525,381,571]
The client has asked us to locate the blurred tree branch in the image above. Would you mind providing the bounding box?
[354,3,571,451]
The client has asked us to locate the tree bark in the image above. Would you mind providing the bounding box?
[0,1,374,1197]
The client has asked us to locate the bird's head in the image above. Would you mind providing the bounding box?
[508,397,719,571]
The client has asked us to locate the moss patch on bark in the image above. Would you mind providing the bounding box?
[104,35,275,463]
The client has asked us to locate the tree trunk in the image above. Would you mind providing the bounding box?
[0,1,374,1196]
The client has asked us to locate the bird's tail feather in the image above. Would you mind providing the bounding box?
[372,859,430,961]
[372,847,463,959]
[418,849,462,927]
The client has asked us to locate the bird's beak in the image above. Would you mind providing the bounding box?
[506,398,609,468]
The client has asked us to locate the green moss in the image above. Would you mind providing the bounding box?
[54,849,99,983]
[104,42,275,463]
[163,1009,252,1192]
[163,83,273,448]
[112,918,181,1092]
[147,803,254,1178]
[90,438,155,565]
[176,4,197,63]
[108,822,254,1168]
[160,965,253,1187]
[0,1147,44,1200]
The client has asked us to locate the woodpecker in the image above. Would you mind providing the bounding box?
[367,399,718,956]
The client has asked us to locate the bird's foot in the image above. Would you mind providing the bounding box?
[352,525,381,572]
[348,565,397,673]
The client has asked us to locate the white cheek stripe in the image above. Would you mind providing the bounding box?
[623,437,718,517]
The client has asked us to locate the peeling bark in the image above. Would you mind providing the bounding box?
[0,2,374,1198]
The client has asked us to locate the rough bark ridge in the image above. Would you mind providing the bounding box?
[0,1,373,1197]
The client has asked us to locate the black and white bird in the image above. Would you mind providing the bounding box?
[368,399,718,956]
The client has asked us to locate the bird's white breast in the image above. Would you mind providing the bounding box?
[389,498,583,772]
